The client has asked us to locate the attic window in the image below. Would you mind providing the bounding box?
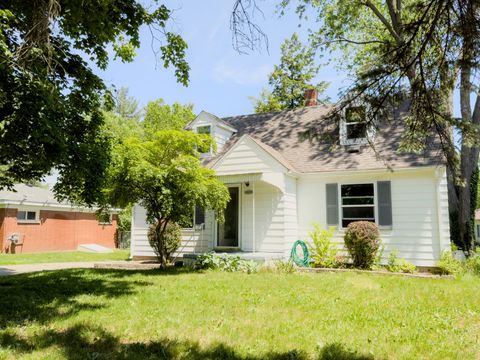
[340,105,371,145]
[195,125,212,155]
[196,125,211,135]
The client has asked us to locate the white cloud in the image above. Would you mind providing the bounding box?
[213,61,272,86]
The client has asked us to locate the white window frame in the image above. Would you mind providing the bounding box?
[339,102,375,146]
[195,124,214,157]
[16,209,40,224]
[338,182,378,229]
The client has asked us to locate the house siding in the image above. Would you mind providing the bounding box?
[130,204,213,259]
[0,207,117,253]
[214,136,286,176]
[296,167,450,267]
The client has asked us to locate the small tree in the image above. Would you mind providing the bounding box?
[106,130,229,268]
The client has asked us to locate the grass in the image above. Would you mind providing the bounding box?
[0,249,130,265]
[0,269,479,359]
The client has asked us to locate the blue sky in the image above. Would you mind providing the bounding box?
[94,1,348,118]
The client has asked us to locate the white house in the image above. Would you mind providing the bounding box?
[131,95,451,267]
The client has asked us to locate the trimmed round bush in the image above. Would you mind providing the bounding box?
[148,222,182,262]
[344,221,381,269]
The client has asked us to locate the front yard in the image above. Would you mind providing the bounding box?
[0,250,130,265]
[0,269,479,359]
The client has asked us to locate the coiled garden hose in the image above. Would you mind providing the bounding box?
[290,240,310,267]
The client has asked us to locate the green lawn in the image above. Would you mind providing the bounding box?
[0,269,479,360]
[0,249,130,265]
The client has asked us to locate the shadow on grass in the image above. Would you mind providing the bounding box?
[0,269,153,327]
[0,323,374,360]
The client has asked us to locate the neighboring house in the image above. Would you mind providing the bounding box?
[131,93,450,267]
[0,184,117,253]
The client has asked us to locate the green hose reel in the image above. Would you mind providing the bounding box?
[290,240,310,267]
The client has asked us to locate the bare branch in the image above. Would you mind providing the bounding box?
[230,0,269,54]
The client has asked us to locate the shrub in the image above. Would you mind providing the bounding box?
[273,259,296,274]
[464,248,480,276]
[386,250,416,273]
[438,250,463,275]
[148,222,182,263]
[343,221,381,269]
[194,252,258,273]
[309,223,337,268]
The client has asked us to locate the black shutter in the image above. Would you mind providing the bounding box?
[377,181,392,226]
[326,183,339,226]
[194,206,205,226]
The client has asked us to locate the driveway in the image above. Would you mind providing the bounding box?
[0,261,160,276]
[0,262,97,276]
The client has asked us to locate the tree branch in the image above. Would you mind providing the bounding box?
[362,0,402,43]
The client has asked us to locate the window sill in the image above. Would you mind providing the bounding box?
[17,220,40,224]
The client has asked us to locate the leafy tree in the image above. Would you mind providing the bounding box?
[251,32,328,113]
[277,0,480,251]
[143,99,196,136]
[0,1,189,205]
[105,130,229,268]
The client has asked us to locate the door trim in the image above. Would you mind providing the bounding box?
[215,184,241,249]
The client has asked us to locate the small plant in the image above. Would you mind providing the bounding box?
[273,259,296,274]
[438,250,463,275]
[343,221,381,269]
[194,252,258,273]
[147,222,181,264]
[386,250,416,273]
[308,223,337,268]
[334,254,348,268]
[464,248,480,276]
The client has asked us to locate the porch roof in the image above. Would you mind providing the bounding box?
[217,172,287,193]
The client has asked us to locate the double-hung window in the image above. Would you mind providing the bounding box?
[326,181,392,228]
[341,183,375,227]
[340,105,372,146]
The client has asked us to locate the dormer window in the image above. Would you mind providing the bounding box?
[195,125,212,155]
[340,104,372,146]
[196,125,211,135]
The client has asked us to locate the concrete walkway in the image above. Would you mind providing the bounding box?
[0,261,154,276]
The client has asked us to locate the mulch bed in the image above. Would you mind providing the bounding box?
[297,266,454,279]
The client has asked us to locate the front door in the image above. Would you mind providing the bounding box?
[217,186,239,247]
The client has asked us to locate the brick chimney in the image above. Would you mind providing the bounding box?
[304,88,318,106]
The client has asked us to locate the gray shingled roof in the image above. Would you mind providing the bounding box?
[207,104,442,173]
[0,184,63,205]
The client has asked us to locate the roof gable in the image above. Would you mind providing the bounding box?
[186,111,237,133]
[211,135,293,175]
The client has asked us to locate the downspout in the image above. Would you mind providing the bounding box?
[253,181,256,253]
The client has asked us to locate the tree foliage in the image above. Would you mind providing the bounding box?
[0,1,189,205]
[143,99,195,136]
[252,33,328,113]
[105,130,229,267]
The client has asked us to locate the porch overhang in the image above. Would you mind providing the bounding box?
[217,172,287,193]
